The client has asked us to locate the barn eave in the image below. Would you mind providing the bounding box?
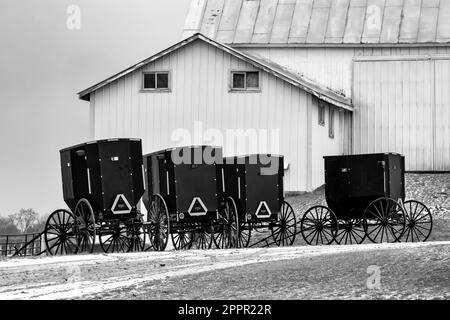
[229,42,450,49]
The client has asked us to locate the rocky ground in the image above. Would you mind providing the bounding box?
[405,173,450,220]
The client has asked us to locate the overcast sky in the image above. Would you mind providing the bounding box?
[0,0,191,217]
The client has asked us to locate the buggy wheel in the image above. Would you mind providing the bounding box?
[147,194,169,251]
[300,206,338,245]
[238,222,251,248]
[214,197,239,249]
[334,219,366,245]
[127,224,146,252]
[401,200,433,242]
[99,224,129,253]
[271,201,297,246]
[74,199,96,253]
[193,226,213,250]
[44,209,79,255]
[363,198,406,243]
[172,231,193,250]
[212,224,228,249]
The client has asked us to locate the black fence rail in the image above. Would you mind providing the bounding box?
[0,233,45,257]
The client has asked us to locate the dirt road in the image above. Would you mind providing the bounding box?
[1,241,449,300]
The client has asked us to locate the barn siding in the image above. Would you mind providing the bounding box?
[241,46,450,97]
[353,59,435,171]
[435,59,450,171]
[89,97,95,139]
[310,104,352,189]
[242,45,450,172]
[90,40,350,192]
[354,57,450,171]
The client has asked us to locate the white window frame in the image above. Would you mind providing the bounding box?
[230,70,261,92]
[141,71,171,92]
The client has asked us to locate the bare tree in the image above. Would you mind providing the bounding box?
[0,217,20,234]
[27,213,49,233]
[8,209,39,234]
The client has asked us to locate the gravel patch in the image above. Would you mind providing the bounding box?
[405,174,450,220]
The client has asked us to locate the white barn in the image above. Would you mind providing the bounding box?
[78,34,352,193]
[182,0,450,172]
[78,0,450,193]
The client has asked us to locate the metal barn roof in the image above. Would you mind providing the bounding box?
[78,33,352,110]
[182,0,450,46]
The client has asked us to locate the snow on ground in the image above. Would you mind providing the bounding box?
[0,241,449,300]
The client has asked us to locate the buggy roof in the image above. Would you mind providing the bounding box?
[144,145,223,157]
[323,152,404,159]
[59,138,142,153]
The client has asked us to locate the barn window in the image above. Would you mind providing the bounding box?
[318,101,326,126]
[231,71,260,91]
[329,107,335,139]
[142,72,170,91]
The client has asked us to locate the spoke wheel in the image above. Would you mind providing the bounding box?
[272,201,297,246]
[127,223,146,252]
[363,198,406,243]
[74,199,96,253]
[193,226,213,250]
[214,197,239,249]
[99,224,129,253]
[334,219,366,245]
[401,200,433,242]
[172,231,193,250]
[237,222,251,248]
[300,206,338,245]
[212,223,229,249]
[146,195,169,251]
[44,209,79,255]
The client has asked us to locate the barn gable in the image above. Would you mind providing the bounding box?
[183,0,450,45]
[81,33,353,192]
[78,33,351,110]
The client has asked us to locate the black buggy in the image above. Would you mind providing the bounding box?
[300,153,433,245]
[45,139,146,255]
[142,146,239,251]
[220,154,297,248]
